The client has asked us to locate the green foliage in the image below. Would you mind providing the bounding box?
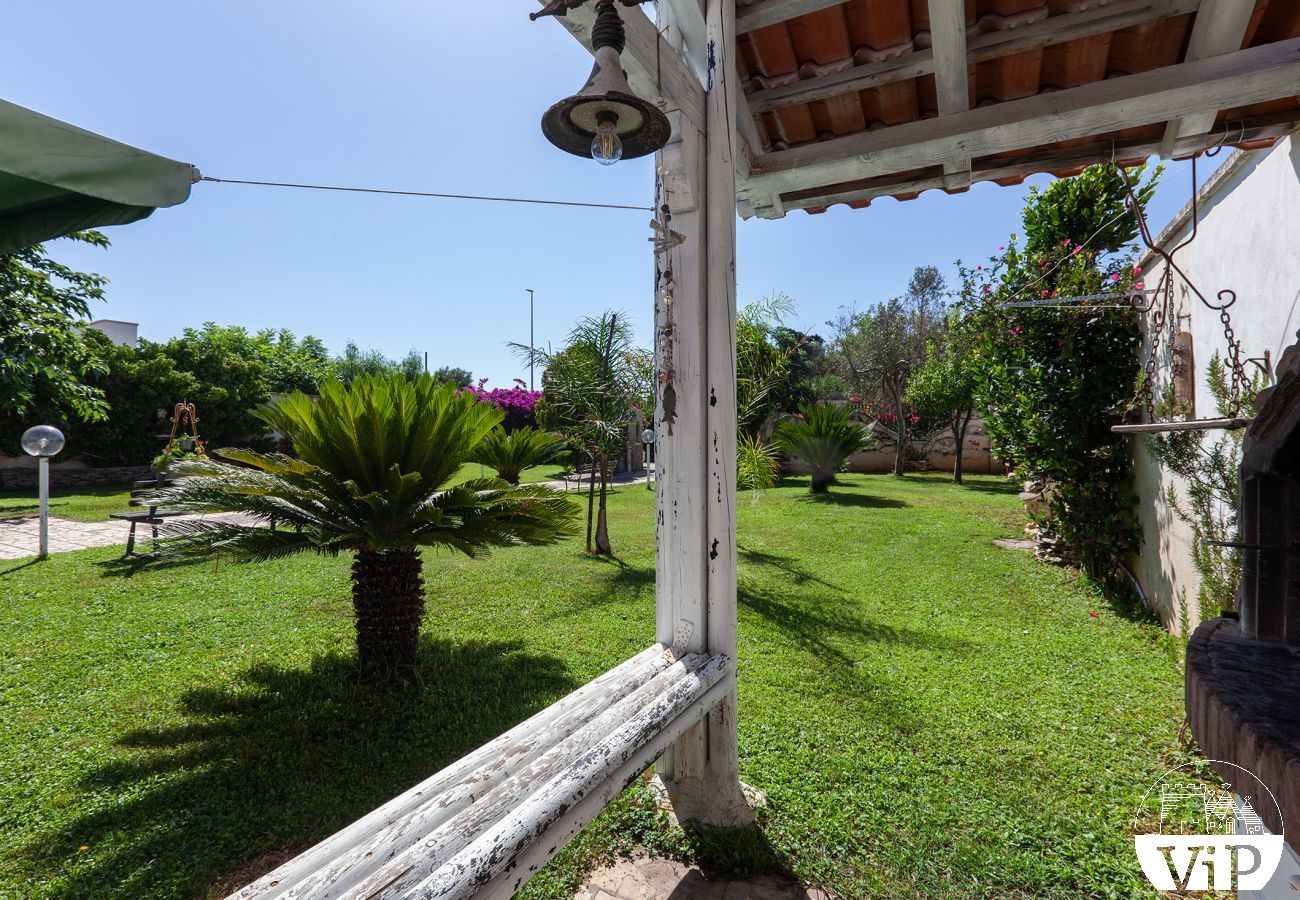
[58,330,200,466]
[1147,355,1264,617]
[906,324,979,482]
[0,231,110,425]
[736,293,797,436]
[774,403,875,493]
[736,432,781,497]
[830,266,949,475]
[335,340,423,385]
[433,365,474,388]
[961,164,1158,582]
[156,323,336,447]
[522,311,647,554]
[472,425,564,485]
[152,374,576,559]
[1022,163,1159,257]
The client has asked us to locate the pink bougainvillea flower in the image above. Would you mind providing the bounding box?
[1010,326,1023,336]
[999,245,1005,250]
[976,265,982,271]
[1057,339,1065,347]
[981,285,990,294]
[1072,247,1081,256]
[1133,265,1142,275]
[849,395,861,404]
[1089,611,1099,618]
[1062,238,1071,246]
[1041,289,1049,297]
[1135,281,1145,289]
[1110,273,1121,282]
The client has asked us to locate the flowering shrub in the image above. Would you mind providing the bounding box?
[956,163,1157,590]
[459,379,542,432]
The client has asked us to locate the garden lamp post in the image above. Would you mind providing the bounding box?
[527,288,535,390]
[20,425,65,560]
[641,427,655,490]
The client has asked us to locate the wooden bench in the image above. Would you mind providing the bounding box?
[111,492,186,557]
[228,644,732,899]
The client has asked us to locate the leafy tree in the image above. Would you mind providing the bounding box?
[906,325,978,483]
[830,266,947,476]
[65,331,200,466]
[737,293,797,438]
[157,325,278,446]
[335,341,424,385]
[774,403,875,494]
[0,232,110,425]
[150,374,577,673]
[524,311,643,555]
[433,366,474,388]
[772,326,828,413]
[472,425,563,485]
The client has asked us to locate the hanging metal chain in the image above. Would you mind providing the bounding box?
[1117,158,1251,419]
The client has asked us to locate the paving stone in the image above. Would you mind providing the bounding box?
[577,856,829,900]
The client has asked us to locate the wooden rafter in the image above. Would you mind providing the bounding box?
[746,0,1202,115]
[1159,0,1259,157]
[771,119,1298,214]
[928,0,970,189]
[735,0,844,33]
[739,36,1300,213]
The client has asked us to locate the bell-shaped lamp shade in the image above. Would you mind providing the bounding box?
[541,4,670,163]
[21,425,65,458]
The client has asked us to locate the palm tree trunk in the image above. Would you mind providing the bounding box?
[351,549,425,672]
[585,455,597,553]
[810,470,832,494]
[595,454,612,555]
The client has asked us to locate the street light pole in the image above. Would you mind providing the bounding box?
[21,425,65,561]
[527,289,535,390]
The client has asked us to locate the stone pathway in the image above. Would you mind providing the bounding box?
[577,857,830,900]
[0,513,258,560]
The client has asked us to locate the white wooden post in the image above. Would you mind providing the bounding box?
[654,0,752,826]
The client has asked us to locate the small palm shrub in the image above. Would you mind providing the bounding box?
[148,374,577,673]
[472,425,563,485]
[774,403,875,493]
[737,433,780,497]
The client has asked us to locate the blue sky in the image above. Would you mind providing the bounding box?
[3,1,1216,386]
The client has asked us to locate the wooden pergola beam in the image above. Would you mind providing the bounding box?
[1159,0,1258,157]
[928,0,971,189]
[746,0,1202,114]
[736,0,844,33]
[740,36,1300,208]
[771,119,1298,214]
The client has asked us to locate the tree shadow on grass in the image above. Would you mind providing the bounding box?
[739,544,847,594]
[19,639,576,900]
[93,552,216,579]
[794,490,908,509]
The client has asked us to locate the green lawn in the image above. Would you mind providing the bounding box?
[447,461,570,487]
[0,485,134,523]
[0,474,1188,899]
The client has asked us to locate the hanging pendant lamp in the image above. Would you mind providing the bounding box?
[541,2,671,165]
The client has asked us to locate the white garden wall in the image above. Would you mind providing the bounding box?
[1132,134,1300,634]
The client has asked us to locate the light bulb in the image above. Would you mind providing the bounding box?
[591,120,623,166]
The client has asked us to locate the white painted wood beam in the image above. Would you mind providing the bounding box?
[662,0,711,83]
[928,0,971,189]
[735,0,845,33]
[771,120,1296,214]
[746,0,1202,114]
[739,36,1300,203]
[1159,0,1258,157]
[539,1,707,131]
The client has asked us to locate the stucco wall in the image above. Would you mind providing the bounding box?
[1131,134,1300,634]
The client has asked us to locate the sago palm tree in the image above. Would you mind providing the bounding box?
[774,402,875,494]
[149,374,577,672]
[471,425,563,485]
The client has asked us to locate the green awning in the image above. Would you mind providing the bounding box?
[0,98,197,253]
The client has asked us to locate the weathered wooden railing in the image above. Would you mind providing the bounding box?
[228,644,731,899]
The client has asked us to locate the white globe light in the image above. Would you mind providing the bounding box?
[641,428,656,444]
[20,425,65,458]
